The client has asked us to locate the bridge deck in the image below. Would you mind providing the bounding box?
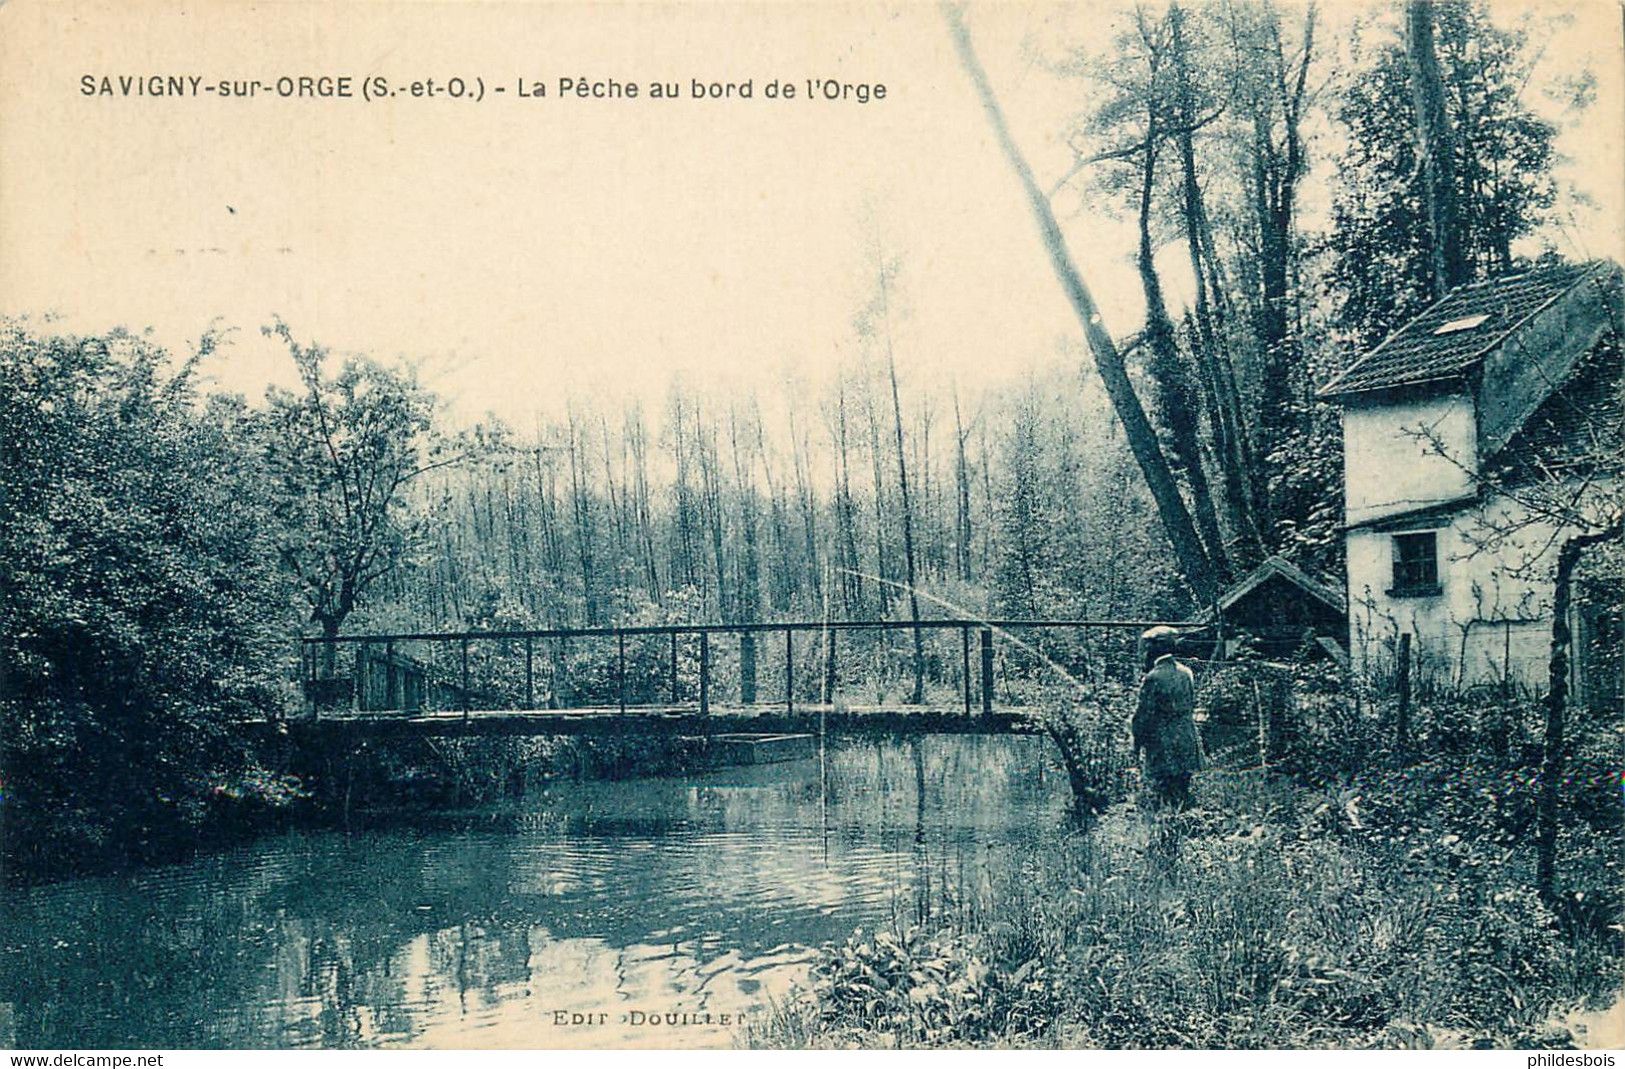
[290,703,1043,738]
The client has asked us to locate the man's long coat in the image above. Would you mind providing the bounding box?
[1132,655,1204,781]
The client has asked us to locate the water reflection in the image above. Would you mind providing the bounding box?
[3,735,1067,1049]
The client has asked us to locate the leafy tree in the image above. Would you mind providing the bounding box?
[1327,0,1560,344]
[0,322,296,871]
[1066,2,1235,582]
[257,320,472,660]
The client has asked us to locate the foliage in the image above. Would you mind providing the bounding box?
[795,922,1060,1047]
[1264,400,1345,576]
[0,322,299,873]
[1326,0,1562,345]
[750,670,1622,1049]
[257,319,474,642]
[756,757,1619,1048]
[1033,682,1137,816]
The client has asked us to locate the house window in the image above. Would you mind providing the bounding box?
[1390,532,1441,596]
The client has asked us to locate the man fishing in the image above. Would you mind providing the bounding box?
[1132,627,1204,810]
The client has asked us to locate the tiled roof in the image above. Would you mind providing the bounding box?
[1320,262,1610,397]
[1488,335,1622,481]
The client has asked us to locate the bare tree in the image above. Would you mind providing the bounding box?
[625,403,663,603]
[952,385,975,583]
[730,403,764,699]
[860,231,928,702]
[828,375,867,613]
[941,2,1223,605]
[565,409,600,625]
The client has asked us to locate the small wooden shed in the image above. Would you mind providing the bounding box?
[1200,555,1349,664]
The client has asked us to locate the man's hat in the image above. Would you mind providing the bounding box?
[1138,625,1180,671]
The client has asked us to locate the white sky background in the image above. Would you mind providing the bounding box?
[2,0,1621,437]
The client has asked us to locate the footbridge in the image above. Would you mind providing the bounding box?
[297,617,1205,739]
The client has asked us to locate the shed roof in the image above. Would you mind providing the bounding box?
[1319,261,1610,398]
[1201,555,1347,620]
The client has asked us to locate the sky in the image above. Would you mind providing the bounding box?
[2,0,1621,432]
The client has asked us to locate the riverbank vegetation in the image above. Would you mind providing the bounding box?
[748,671,1623,1049]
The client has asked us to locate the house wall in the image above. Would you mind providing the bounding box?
[1345,494,1572,692]
[1342,391,1477,527]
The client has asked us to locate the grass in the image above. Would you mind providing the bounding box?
[745,679,1624,1050]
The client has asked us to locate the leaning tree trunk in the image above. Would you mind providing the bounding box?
[1536,521,1621,900]
[942,2,1222,605]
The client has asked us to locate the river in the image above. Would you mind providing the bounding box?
[2,735,1071,1049]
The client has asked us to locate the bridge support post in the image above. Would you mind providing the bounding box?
[670,632,679,704]
[461,637,471,720]
[618,630,627,713]
[525,636,534,709]
[962,625,972,716]
[699,631,710,715]
[785,629,794,714]
[980,629,994,715]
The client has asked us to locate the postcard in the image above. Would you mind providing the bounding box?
[2,0,1621,1054]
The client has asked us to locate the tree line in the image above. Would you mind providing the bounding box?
[0,0,1598,873]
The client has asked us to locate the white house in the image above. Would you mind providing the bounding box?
[1319,260,1622,698]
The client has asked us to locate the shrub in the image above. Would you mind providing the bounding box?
[804,923,1060,1046]
[1032,682,1135,816]
[2,325,298,875]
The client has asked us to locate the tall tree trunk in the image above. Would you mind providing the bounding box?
[730,406,762,702]
[566,414,599,626]
[942,3,1222,605]
[873,242,928,703]
[832,378,865,614]
[755,410,795,613]
[533,444,566,622]
[600,414,631,576]
[625,406,662,603]
[316,611,341,678]
[1134,115,1232,583]
[918,400,938,577]
[1006,392,1044,616]
[1243,6,1316,476]
[670,394,699,590]
[865,382,894,616]
[952,387,974,583]
[1169,1,1267,562]
[789,400,823,606]
[978,417,996,580]
[694,416,727,620]
[1406,0,1468,299]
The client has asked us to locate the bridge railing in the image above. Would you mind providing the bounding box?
[299,618,1210,720]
